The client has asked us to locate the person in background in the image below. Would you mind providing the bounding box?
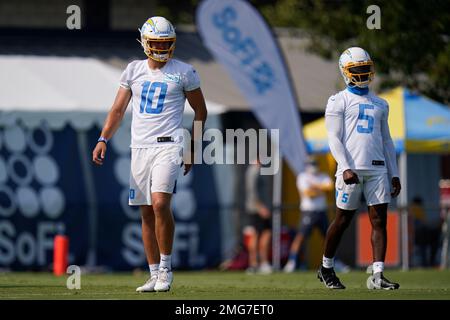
[410,196,427,267]
[245,157,273,274]
[410,196,442,267]
[284,157,334,273]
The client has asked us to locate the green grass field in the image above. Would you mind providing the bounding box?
[1,269,450,300]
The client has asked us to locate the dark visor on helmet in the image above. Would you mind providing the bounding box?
[348,64,372,74]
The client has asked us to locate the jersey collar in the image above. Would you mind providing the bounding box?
[347,85,369,96]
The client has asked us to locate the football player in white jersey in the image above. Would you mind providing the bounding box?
[317,47,401,290]
[92,16,207,292]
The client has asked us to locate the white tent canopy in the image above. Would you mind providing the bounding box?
[0,55,226,129]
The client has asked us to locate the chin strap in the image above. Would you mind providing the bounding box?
[347,85,369,96]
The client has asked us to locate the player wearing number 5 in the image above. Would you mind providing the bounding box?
[92,16,207,292]
[317,47,401,290]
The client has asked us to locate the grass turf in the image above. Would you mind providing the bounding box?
[0,269,449,300]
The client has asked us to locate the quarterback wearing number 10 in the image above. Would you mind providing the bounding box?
[317,47,401,290]
[92,16,207,292]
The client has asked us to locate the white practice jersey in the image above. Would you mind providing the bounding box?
[120,59,200,147]
[325,88,399,177]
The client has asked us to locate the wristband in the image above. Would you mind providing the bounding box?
[98,136,108,144]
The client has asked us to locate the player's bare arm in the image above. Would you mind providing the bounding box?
[302,186,321,198]
[317,181,334,192]
[92,87,131,165]
[256,202,270,219]
[185,87,208,175]
[343,169,360,185]
[391,177,401,197]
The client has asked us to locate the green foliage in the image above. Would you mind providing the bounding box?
[160,0,449,103]
[255,0,450,104]
[156,0,200,24]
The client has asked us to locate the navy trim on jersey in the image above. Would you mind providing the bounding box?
[347,85,369,96]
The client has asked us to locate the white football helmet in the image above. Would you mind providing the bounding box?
[338,47,374,88]
[139,16,176,62]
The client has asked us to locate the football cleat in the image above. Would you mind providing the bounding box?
[367,272,400,290]
[154,267,173,292]
[136,275,158,292]
[245,266,257,275]
[317,266,346,289]
[339,47,374,88]
[258,262,273,275]
[138,16,176,62]
[283,260,296,273]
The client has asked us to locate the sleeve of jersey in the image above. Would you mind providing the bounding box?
[119,63,132,90]
[183,66,201,92]
[325,97,352,171]
[381,105,399,178]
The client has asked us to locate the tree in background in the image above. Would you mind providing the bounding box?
[254,0,450,104]
[154,0,200,25]
[160,0,449,104]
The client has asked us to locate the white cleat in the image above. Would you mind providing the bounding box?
[136,275,158,293]
[258,262,273,275]
[154,267,173,292]
[366,275,375,290]
[366,272,400,290]
[283,260,296,273]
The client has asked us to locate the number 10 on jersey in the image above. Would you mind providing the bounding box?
[139,81,168,114]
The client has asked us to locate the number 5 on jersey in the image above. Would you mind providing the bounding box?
[139,81,168,114]
[357,104,374,133]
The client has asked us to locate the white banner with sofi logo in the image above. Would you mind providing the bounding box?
[196,0,307,175]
